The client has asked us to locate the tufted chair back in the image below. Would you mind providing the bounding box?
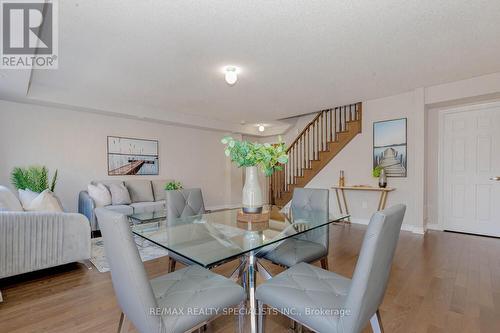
[166,188,206,221]
[95,208,165,333]
[290,188,329,247]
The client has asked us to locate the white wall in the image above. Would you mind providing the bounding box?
[306,90,426,233]
[0,100,243,212]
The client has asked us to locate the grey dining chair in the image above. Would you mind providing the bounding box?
[260,188,330,270]
[256,204,406,333]
[95,208,246,333]
[165,188,206,272]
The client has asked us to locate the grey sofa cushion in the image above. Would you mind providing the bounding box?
[130,201,165,214]
[125,180,154,203]
[105,204,134,216]
[151,180,171,202]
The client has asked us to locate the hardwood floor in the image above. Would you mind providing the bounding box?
[1,224,500,332]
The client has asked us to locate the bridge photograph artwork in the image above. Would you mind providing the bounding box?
[107,136,159,176]
[373,118,407,177]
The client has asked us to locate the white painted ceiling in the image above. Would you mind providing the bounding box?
[2,0,500,134]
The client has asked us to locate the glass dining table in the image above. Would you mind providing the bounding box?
[131,205,349,332]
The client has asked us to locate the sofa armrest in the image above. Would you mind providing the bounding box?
[0,212,91,279]
[79,190,97,231]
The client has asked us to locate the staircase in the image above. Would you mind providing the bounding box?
[270,102,362,206]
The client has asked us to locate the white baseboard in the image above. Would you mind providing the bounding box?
[349,218,426,235]
[425,224,444,231]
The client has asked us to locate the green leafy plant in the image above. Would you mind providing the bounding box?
[372,166,383,178]
[221,136,289,176]
[10,166,59,193]
[165,181,183,191]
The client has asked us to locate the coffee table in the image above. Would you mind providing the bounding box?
[128,211,166,225]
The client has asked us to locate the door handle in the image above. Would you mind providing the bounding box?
[490,177,500,181]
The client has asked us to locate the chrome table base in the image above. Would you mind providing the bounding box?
[230,252,273,333]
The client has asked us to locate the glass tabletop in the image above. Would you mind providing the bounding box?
[129,211,167,224]
[131,205,349,268]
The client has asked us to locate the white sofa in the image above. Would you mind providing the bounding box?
[78,179,170,231]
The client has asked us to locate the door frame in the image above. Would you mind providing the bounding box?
[438,101,500,232]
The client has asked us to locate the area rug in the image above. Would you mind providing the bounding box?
[90,235,169,272]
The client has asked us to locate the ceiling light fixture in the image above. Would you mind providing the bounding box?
[224,66,238,86]
[258,124,265,132]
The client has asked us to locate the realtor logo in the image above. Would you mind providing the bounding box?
[1,0,58,69]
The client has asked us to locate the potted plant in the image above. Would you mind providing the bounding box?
[164,181,183,191]
[373,166,387,188]
[221,136,288,213]
[11,166,58,192]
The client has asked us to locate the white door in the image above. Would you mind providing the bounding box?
[442,104,500,237]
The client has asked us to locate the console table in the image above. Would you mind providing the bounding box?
[331,186,396,221]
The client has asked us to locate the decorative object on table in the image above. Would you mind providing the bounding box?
[242,166,262,213]
[11,165,58,192]
[339,170,345,187]
[373,118,407,177]
[221,136,288,214]
[237,209,270,231]
[107,136,159,176]
[164,180,183,191]
[378,168,387,188]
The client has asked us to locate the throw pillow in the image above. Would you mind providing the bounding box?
[25,189,64,212]
[108,182,132,205]
[88,183,112,207]
[0,185,23,211]
[124,180,154,203]
[18,189,40,209]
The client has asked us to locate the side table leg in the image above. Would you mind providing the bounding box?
[335,189,343,214]
[340,189,351,222]
[380,192,389,210]
[377,192,384,211]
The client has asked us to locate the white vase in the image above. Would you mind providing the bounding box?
[242,166,263,213]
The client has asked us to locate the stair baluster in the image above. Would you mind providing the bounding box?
[270,102,362,206]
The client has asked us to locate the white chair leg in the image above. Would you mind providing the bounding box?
[370,310,384,333]
[257,300,264,333]
[0,290,3,302]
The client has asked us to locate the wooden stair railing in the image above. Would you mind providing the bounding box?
[270,102,362,207]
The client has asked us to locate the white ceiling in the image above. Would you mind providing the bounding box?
[2,0,500,134]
